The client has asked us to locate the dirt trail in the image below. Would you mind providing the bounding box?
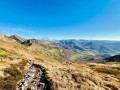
[17,64,52,90]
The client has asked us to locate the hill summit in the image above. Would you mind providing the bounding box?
[9,35,26,43]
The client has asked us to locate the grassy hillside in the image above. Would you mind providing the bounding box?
[0,33,120,90]
[69,51,96,60]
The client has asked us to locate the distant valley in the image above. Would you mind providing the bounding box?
[10,35,120,62]
[55,39,120,61]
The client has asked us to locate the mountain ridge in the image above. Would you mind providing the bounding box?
[9,35,26,43]
[9,34,120,61]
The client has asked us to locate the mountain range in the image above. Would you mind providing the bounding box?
[0,32,120,90]
[9,35,120,62]
[56,40,120,59]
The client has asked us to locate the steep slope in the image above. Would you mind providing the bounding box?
[0,33,65,90]
[9,35,26,43]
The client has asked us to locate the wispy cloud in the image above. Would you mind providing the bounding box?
[0,26,34,33]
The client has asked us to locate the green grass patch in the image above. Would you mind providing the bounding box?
[0,53,8,58]
[69,54,81,60]
[49,49,64,56]
[0,53,8,60]
[69,51,95,60]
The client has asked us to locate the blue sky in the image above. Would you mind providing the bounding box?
[0,0,120,40]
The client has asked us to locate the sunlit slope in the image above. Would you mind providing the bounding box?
[0,33,65,89]
[0,33,119,90]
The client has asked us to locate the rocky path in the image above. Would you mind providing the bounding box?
[17,64,49,90]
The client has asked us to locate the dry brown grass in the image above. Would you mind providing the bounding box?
[0,36,120,90]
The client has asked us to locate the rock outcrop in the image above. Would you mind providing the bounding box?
[21,39,33,46]
[0,32,6,41]
[17,64,52,90]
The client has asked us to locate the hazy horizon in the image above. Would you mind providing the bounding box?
[3,32,120,41]
[0,0,120,40]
